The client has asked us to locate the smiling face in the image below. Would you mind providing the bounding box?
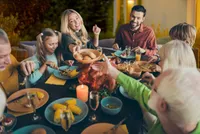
[130,11,145,31]
[0,40,11,71]
[68,13,82,32]
[44,36,58,55]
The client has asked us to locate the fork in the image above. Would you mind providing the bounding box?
[103,117,127,134]
[19,76,27,86]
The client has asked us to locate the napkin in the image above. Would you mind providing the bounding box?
[45,75,66,85]
[7,109,33,117]
[121,124,129,134]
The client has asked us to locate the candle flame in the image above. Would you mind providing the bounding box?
[81,84,84,88]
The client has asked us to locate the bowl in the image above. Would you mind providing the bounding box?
[101,97,123,115]
[73,49,102,64]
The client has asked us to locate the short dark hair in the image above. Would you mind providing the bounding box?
[131,5,146,17]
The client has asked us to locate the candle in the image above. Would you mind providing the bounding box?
[76,84,89,102]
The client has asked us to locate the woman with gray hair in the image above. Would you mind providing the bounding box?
[92,55,200,133]
[142,40,196,84]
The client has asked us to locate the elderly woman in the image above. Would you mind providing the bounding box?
[142,40,196,84]
[92,55,200,133]
[60,9,101,60]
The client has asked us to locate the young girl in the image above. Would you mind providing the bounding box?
[27,28,61,85]
[60,9,101,60]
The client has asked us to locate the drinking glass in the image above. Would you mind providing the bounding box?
[97,47,103,55]
[135,51,141,61]
[27,92,41,122]
[89,91,99,122]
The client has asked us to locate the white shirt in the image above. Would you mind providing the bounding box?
[0,88,6,117]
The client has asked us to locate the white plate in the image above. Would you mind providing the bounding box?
[119,86,134,100]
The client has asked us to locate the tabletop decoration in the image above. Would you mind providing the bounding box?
[76,84,89,102]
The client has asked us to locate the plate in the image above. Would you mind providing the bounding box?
[7,88,49,113]
[136,61,157,72]
[13,124,55,134]
[114,50,135,59]
[44,97,88,125]
[0,113,17,132]
[53,66,79,80]
[81,123,126,134]
[119,86,134,100]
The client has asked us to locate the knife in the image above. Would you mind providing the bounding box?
[7,94,27,104]
[101,47,117,52]
[46,63,69,73]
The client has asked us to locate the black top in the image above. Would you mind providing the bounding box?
[61,32,95,60]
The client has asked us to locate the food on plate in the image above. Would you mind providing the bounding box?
[63,109,75,122]
[83,55,92,60]
[138,62,156,72]
[2,117,14,126]
[54,109,63,124]
[53,104,67,110]
[60,69,79,78]
[61,109,74,131]
[31,128,47,134]
[74,53,83,61]
[0,126,5,133]
[68,104,82,115]
[78,64,117,91]
[65,99,76,105]
[87,51,96,59]
[30,91,45,100]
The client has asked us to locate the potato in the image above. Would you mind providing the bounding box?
[87,51,96,59]
[83,56,92,60]
[80,52,89,57]
[74,53,83,60]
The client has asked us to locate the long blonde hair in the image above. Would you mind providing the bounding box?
[61,9,89,46]
[36,28,61,65]
[158,40,196,71]
[169,22,196,46]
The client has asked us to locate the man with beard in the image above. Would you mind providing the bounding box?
[113,5,157,56]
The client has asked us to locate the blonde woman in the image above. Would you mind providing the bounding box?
[60,9,101,60]
[92,56,200,133]
[26,28,61,85]
[169,22,196,47]
[142,40,196,84]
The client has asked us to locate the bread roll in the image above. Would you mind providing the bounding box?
[31,128,46,134]
[83,56,92,60]
[74,53,83,61]
[87,51,96,59]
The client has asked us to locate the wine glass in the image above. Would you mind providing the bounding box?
[27,92,41,122]
[97,47,103,55]
[89,91,99,122]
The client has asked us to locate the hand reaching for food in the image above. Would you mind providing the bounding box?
[45,61,58,69]
[141,72,155,85]
[132,46,145,53]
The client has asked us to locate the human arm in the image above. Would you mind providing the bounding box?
[145,30,158,56]
[92,24,101,47]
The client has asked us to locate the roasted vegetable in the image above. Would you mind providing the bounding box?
[68,104,82,115]
[54,109,63,124]
[65,99,76,106]
[52,104,67,110]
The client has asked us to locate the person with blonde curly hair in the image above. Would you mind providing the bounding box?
[169,22,196,47]
[60,9,101,60]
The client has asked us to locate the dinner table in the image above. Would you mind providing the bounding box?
[11,48,153,134]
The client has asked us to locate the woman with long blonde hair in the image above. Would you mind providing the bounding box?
[60,9,101,60]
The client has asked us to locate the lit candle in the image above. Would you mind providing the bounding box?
[76,84,89,102]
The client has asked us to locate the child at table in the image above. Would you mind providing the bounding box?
[26,28,61,86]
